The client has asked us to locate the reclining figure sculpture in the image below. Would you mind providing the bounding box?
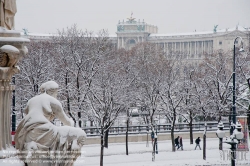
[15,81,86,166]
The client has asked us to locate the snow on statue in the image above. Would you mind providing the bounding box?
[14,81,87,166]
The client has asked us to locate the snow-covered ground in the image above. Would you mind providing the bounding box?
[1,138,249,166]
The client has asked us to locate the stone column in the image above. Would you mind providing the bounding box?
[182,42,184,53]
[201,41,203,55]
[202,41,205,55]
[166,43,168,55]
[121,37,124,48]
[204,41,207,53]
[0,28,29,156]
[180,42,182,53]
[211,40,213,54]
[117,38,119,49]
[208,41,210,53]
[0,67,19,151]
[194,41,197,55]
[188,42,191,56]
[189,42,193,55]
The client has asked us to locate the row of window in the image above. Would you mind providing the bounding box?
[219,41,238,45]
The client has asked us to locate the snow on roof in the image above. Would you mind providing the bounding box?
[20,32,58,37]
[21,31,117,38]
[109,34,117,38]
[18,25,250,39]
[149,25,249,37]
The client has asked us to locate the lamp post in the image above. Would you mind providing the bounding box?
[232,36,244,131]
[11,76,16,146]
[216,122,225,150]
[216,121,244,166]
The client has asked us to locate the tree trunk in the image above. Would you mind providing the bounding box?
[203,134,206,160]
[65,72,76,125]
[90,121,94,134]
[77,71,81,127]
[189,115,193,144]
[126,117,129,155]
[247,107,250,137]
[78,112,81,127]
[100,130,104,166]
[104,129,109,148]
[171,127,175,152]
[189,123,193,144]
[218,113,221,123]
[203,123,207,160]
[171,115,176,152]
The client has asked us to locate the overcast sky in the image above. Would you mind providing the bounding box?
[15,0,250,35]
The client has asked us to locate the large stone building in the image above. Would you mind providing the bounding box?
[23,16,250,56]
[115,16,249,56]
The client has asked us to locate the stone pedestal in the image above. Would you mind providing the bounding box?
[0,27,29,156]
[0,67,19,151]
[0,27,29,57]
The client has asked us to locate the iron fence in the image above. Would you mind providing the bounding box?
[83,121,234,137]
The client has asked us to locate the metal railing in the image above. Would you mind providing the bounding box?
[83,121,233,137]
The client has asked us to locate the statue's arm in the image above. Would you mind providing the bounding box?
[24,105,29,114]
[23,100,30,114]
[51,102,74,126]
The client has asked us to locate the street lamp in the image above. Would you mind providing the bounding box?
[232,36,244,130]
[216,122,225,150]
[11,76,16,146]
[216,121,244,166]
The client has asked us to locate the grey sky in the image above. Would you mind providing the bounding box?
[15,0,250,35]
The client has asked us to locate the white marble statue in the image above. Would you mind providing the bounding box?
[15,81,86,166]
[0,0,17,30]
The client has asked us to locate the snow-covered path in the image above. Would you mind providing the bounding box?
[1,138,249,166]
[76,138,250,166]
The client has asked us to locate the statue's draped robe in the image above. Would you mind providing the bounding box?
[0,0,17,29]
[15,93,86,165]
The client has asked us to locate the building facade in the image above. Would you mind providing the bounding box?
[115,17,249,56]
[22,17,250,56]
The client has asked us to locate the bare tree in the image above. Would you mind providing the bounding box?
[180,65,200,144]
[52,26,113,127]
[85,48,133,166]
[132,43,164,126]
[15,40,55,120]
[159,56,184,152]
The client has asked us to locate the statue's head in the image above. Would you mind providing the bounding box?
[39,81,59,98]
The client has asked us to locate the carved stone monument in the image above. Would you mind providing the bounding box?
[14,81,87,166]
[0,0,29,158]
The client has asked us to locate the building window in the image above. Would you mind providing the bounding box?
[219,41,222,45]
[129,39,136,44]
[126,39,136,50]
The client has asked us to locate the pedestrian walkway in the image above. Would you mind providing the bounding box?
[79,138,250,166]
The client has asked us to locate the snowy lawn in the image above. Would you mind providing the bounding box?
[1,138,249,166]
[79,138,250,166]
